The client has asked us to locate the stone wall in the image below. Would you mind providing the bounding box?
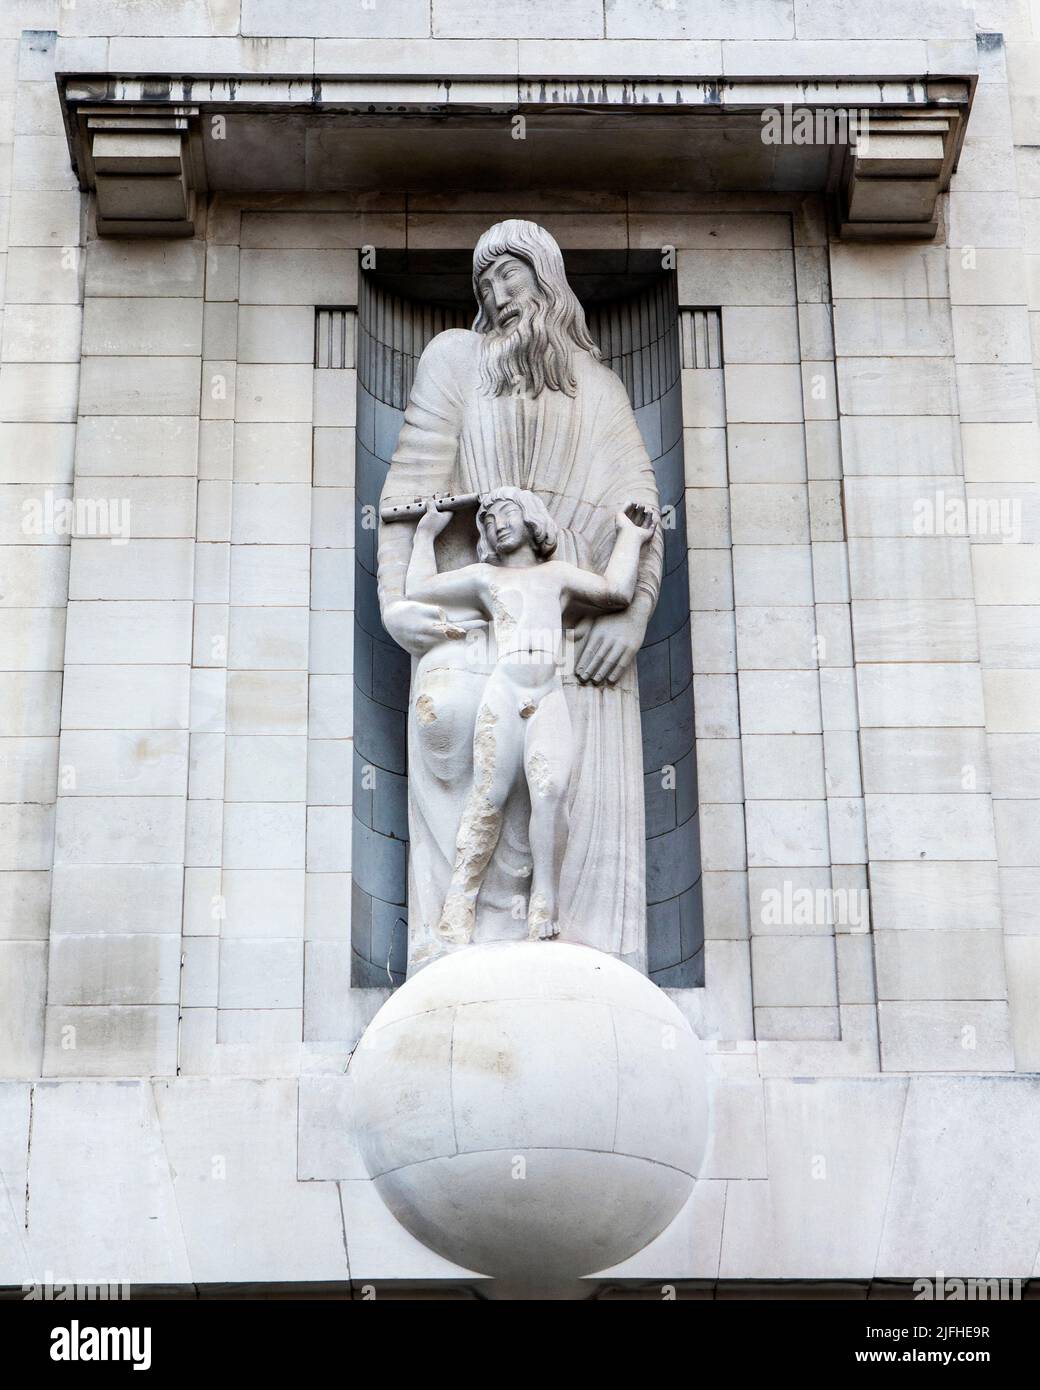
[1,0,1040,1290]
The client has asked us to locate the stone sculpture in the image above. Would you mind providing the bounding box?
[376,218,664,970]
[404,489,657,946]
[353,220,708,1294]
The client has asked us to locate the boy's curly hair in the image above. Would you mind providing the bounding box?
[475,487,558,562]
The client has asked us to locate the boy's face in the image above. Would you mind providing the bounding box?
[483,499,528,555]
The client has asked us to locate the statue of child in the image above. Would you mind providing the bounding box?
[405,485,656,944]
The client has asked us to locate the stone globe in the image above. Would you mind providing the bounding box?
[348,940,710,1291]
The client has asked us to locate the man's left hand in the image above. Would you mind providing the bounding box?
[574,606,649,686]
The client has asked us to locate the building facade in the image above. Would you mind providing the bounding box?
[1,0,1040,1295]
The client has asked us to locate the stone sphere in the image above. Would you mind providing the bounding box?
[348,941,709,1287]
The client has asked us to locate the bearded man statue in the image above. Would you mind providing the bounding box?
[377,219,664,973]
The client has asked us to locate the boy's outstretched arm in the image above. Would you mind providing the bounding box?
[565,502,657,612]
[405,498,485,609]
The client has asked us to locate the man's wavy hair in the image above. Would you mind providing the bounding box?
[475,487,559,563]
[472,219,601,398]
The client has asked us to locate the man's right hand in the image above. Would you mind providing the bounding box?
[382,598,469,655]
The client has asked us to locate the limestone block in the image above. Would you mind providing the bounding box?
[719,1076,907,1279]
[0,362,79,421]
[680,370,725,429]
[81,295,203,357]
[310,487,353,549]
[865,793,996,861]
[875,929,1007,1002]
[48,933,181,1006]
[689,612,736,675]
[956,362,1036,422]
[203,301,237,361]
[85,239,204,298]
[229,544,310,605]
[724,365,804,426]
[836,934,875,1004]
[876,1075,1040,1273]
[684,427,727,487]
[755,1007,839,1041]
[822,730,861,798]
[313,369,358,428]
[677,249,795,308]
[729,484,809,545]
[222,802,306,870]
[856,662,984,729]
[54,796,186,866]
[833,298,953,357]
[607,0,793,39]
[20,1081,189,1279]
[0,737,56,802]
[699,804,747,872]
[738,670,821,734]
[0,942,45,1075]
[726,423,806,483]
[306,806,351,873]
[222,870,305,939]
[307,611,353,675]
[851,599,978,662]
[59,665,190,731]
[233,422,312,482]
[837,356,956,417]
[745,800,830,868]
[735,606,816,669]
[231,482,311,545]
[993,799,1040,866]
[1006,938,1040,1069]
[972,544,1040,603]
[7,190,81,247]
[189,732,225,800]
[239,249,357,307]
[57,730,188,797]
[78,355,200,416]
[988,732,1040,796]
[6,247,83,304]
[74,415,199,476]
[43,1006,179,1078]
[692,674,739,739]
[860,727,989,794]
[742,735,825,801]
[977,607,1040,672]
[189,668,227,734]
[52,863,183,938]
[840,414,961,477]
[0,422,76,485]
[732,543,813,605]
[688,551,734,613]
[237,304,313,364]
[0,804,54,871]
[225,735,307,802]
[830,243,948,301]
[847,537,972,600]
[1,303,82,361]
[305,873,351,941]
[218,939,304,1009]
[235,364,312,424]
[227,605,308,670]
[310,550,354,610]
[949,247,1028,307]
[720,306,799,364]
[871,861,1001,933]
[0,607,66,671]
[306,739,353,806]
[64,600,192,665]
[196,481,231,542]
[952,304,1032,363]
[181,937,218,1008]
[805,420,841,481]
[961,422,1038,481]
[844,475,962,538]
[0,671,62,736]
[226,671,308,736]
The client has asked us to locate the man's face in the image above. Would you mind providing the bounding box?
[483,499,527,554]
[477,255,540,335]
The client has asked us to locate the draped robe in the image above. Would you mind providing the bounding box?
[377,328,663,973]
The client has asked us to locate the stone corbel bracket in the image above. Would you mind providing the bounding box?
[838,108,961,240]
[57,74,972,240]
[75,105,207,237]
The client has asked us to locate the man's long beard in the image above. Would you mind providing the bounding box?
[479,296,569,398]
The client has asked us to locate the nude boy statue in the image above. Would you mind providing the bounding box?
[405,485,657,945]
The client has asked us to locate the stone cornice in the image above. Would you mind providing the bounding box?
[56,72,974,239]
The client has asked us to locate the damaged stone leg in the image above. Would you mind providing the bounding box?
[524,685,572,941]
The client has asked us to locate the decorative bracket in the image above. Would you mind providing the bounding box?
[838,111,958,240]
[77,106,206,237]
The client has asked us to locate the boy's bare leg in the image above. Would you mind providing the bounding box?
[437,669,522,944]
[524,684,573,940]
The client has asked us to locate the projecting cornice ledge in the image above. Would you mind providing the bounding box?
[57,73,975,240]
